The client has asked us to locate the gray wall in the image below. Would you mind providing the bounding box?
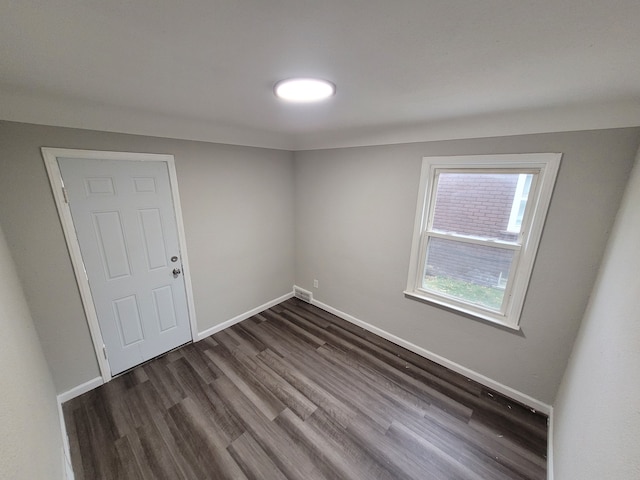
[294,128,640,404]
[2,118,639,408]
[0,121,295,393]
[0,222,63,479]
[552,147,640,479]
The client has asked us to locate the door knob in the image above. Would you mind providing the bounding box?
[172,268,181,276]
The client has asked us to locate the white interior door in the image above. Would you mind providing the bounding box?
[58,157,192,375]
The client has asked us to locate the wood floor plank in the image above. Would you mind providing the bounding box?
[166,397,248,480]
[386,420,495,480]
[304,407,399,480]
[259,315,460,433]
[222,327,263,356]
[345,406,456,480]
[281,304,476,420]
[113,435,145,480]
[219,338,318,419]
[211,376,329,480]
[316,342,431,417]
[124,380,167,431]
[204,344,287,421]
[276,407,395,480]
[64,298,548,480]
[166,356,245,445]
[138,425,181,479]
[256,347,356,428]
[72,405,103,478]
[393,411,537,480]
[261,308,328,348]
[283,300,484,397]
[180,343,220,384]
[154,412,211,480]
[142,357,185,410]
[424,403,547,475]
[255,320,395,431]
[228,432,289,480]
[233,322,269,351]
[127,421,183,480]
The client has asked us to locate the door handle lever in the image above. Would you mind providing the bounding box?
[172,268,181,276]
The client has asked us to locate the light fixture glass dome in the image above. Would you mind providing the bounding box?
[274,78,336,102]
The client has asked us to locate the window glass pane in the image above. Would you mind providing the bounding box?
[432,172,531,241]
[423,237,514,311]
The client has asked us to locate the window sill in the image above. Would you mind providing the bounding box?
[403,290,521,331]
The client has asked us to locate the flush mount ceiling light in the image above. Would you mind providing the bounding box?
[274,78,336,102]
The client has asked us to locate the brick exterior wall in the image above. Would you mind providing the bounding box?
[426,173,519,287]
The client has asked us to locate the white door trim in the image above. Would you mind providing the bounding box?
[42,148,199,383]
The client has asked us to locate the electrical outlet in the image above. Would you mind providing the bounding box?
[313,279,319,288]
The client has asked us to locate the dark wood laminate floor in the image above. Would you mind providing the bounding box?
[63,299,548,480]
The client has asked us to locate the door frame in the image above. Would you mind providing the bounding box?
[42,147,199,383]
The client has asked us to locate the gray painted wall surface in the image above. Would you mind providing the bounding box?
[552,147,640,479]
[294,128,640,403]
[0,121,295,393]
[2,119,639,407]
[0,223,63,479]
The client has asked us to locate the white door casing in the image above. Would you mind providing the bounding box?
[42,148,198,381]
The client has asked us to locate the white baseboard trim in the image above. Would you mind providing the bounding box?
[196,291,295,341]
[57,376,104,404]
[546,406,554,480]
[311,298,552,415]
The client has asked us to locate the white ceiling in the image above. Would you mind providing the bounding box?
[2,0,640,150]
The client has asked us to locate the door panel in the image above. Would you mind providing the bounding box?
[93,211,132,280]
[58,158,192,375]
[139,209,168,270]
[113,295,144,346]
[85,176,115,196]
[152,286,178,331]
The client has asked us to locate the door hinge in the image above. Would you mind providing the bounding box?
[102,345,108,360]
[62,187,69,204]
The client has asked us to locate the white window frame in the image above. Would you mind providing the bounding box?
[405,153,561,329]
[507,173,533,233]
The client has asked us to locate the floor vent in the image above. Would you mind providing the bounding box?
[293,286,313,303]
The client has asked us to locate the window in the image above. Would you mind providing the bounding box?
[405,153,561,329]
